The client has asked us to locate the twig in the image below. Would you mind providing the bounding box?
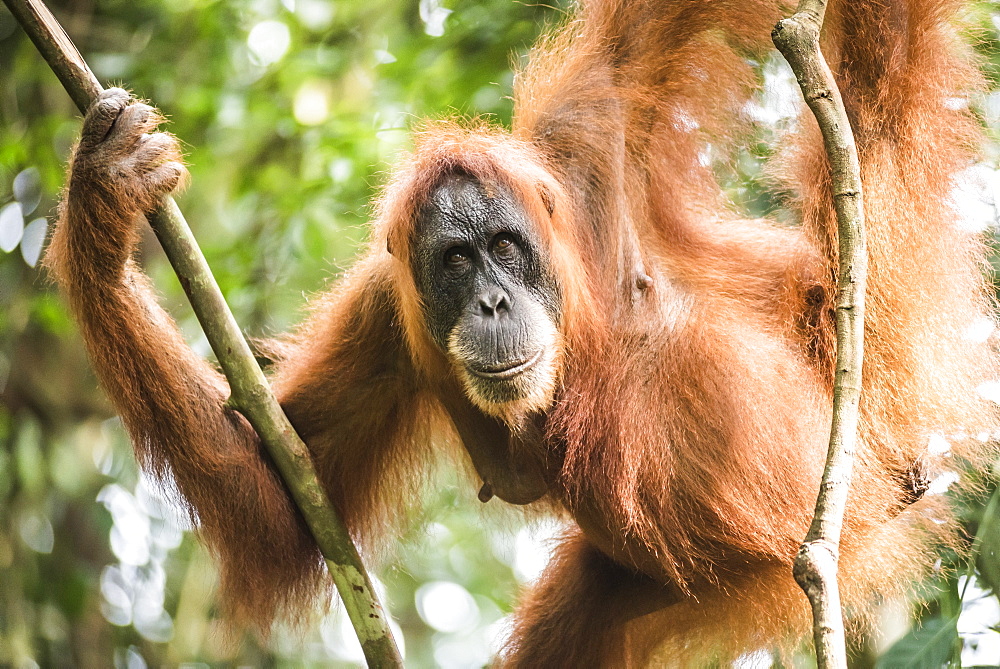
[772,2,867,668]
[1,1,403,665]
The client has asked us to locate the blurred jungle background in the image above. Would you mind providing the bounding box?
[5,0,1000,667]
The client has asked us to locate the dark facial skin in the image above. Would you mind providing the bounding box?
[412,172,561,410]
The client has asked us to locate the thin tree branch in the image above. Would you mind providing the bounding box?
[772,2,867,668]
[1,1,403,665]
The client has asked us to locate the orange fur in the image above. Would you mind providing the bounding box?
[46,0,997,664]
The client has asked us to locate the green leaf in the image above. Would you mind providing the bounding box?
[876,616,959,669]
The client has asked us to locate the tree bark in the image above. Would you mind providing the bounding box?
[773,2,868,667]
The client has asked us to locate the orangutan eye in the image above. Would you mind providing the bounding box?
[444,246,470,268]
[493,233,517,258]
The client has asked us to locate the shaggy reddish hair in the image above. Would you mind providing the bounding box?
[47,0,997,664]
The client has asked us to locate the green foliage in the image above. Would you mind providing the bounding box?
[876,617,960,669]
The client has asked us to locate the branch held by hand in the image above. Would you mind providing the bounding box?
[1,1,403,665]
